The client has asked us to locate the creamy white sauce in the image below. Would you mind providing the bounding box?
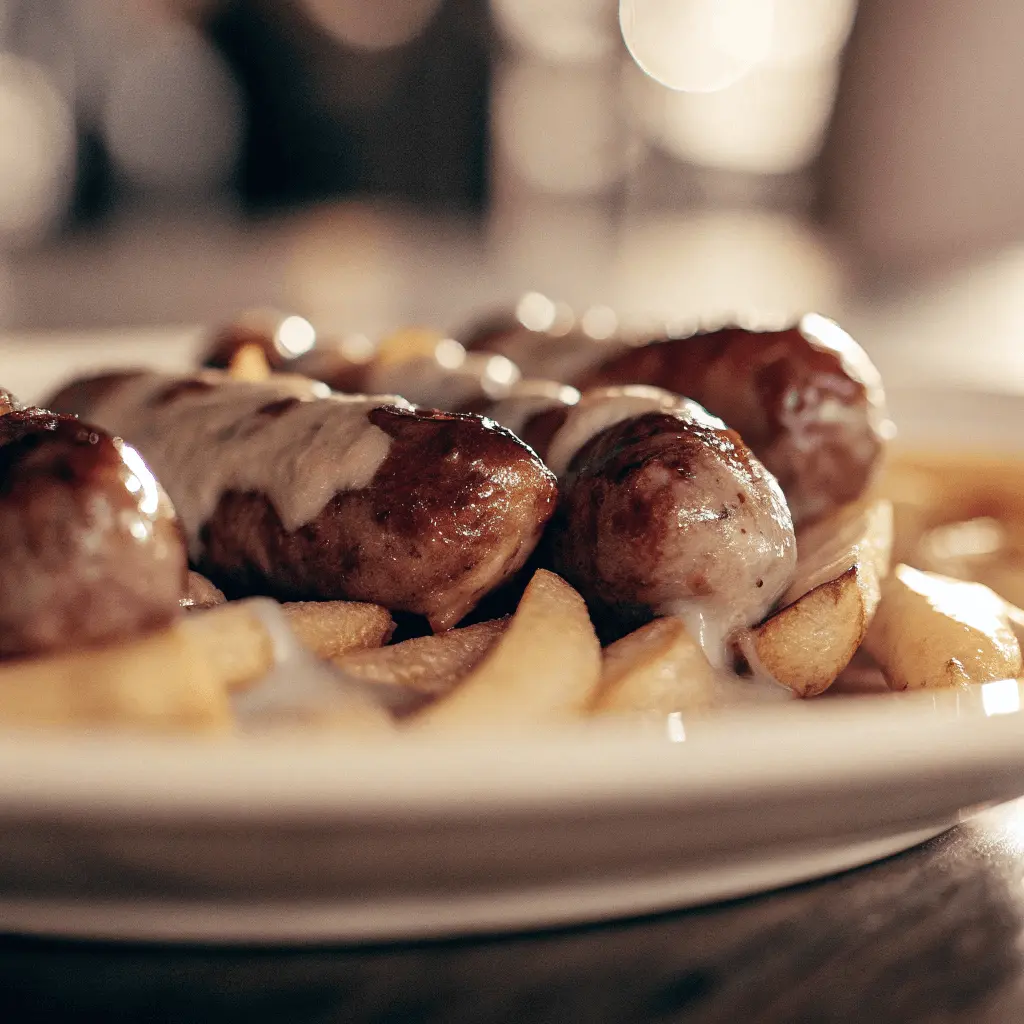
[545,385,725,478]
[504,333,629,383]
[366,351,520,410]
[658,601,735,672]
[485,380,581,438]
[546,387,795,680]
[88,371,409,557]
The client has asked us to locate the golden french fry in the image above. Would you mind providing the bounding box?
[184,602,274,692]
[185,603,396,734]
[748,499,893,697]
[865,564,1022,689]
[413,570,600,731]
[227,343,274,381]
[282,601,394,660]
[0,613,251,732]
[591,617,722,716]
[335,619,506,692]
[334,618,508,715]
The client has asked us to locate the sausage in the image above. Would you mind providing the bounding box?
[472,314,888,525]
[240,327,524,412]
[0,408,187,658]
[487,385,797,652]
[575,318,888,525]
[363,344,522,410]
[463,320,628,386]
[48,371,558,631]
[202,310,320,372]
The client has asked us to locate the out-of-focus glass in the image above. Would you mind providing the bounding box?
[0,53,74,242]
[301,0,444,51]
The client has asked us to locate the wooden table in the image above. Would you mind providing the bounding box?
[3,800,1024,1022]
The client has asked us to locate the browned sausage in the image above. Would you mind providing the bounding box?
[0,408,187,658]
[471,314,887,525]
[486,385,797,650]
[575,318,888,524]
[48,371,558,631]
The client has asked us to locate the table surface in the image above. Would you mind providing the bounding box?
[2,799,1024,1023]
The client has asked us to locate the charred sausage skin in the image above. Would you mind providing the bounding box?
[0,409,186,657]
[48,372,558,631]
[576,319,887,525]
[548,405,796,647]
[468,314,887,525]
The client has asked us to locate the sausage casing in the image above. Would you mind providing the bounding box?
[0,409,186,657]
[48,371,558,630]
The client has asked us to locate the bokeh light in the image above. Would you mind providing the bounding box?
[516,291,576,334]
[621,0,855,174]
[580,304,618,339]
[656,59,840,174]
[619,0,773,93]
[102,25,242,193]
[767,0,856,63]
[302,0,443,51]
[0,54,74,242]
[275,315,318,357]
[491,0,618,64]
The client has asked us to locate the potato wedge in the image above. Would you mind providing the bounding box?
[334,618,508,717]
[0,597,396,733]
[864,565,1022,689]
[413,570,600,731]
[227,343,274,381]
[747,499,893,697]
[591,617,722,717]
[0,608,261,732]
[282,601,394,660]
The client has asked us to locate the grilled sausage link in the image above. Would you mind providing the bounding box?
[0,407,186,657]
[203,313,525,411]
[487,385,797,651]
[48,371,558,631]
[469,314,888,525]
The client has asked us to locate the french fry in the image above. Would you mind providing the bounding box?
[0,596,397,733]
[334,618,508,716]
[864,564,1022,689]
[747,499,893,697]
[281,601,394,660]
[412,570,600,731]
[227,343,274,381]
[170,601,273,693]
[0,608,263,732]
[591,617,721,716]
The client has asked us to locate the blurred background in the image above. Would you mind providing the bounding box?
[3,0,1024,380]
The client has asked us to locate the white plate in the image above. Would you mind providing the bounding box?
[0,332,1023,944]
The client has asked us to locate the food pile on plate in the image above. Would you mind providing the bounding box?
[0,300,1020,733]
